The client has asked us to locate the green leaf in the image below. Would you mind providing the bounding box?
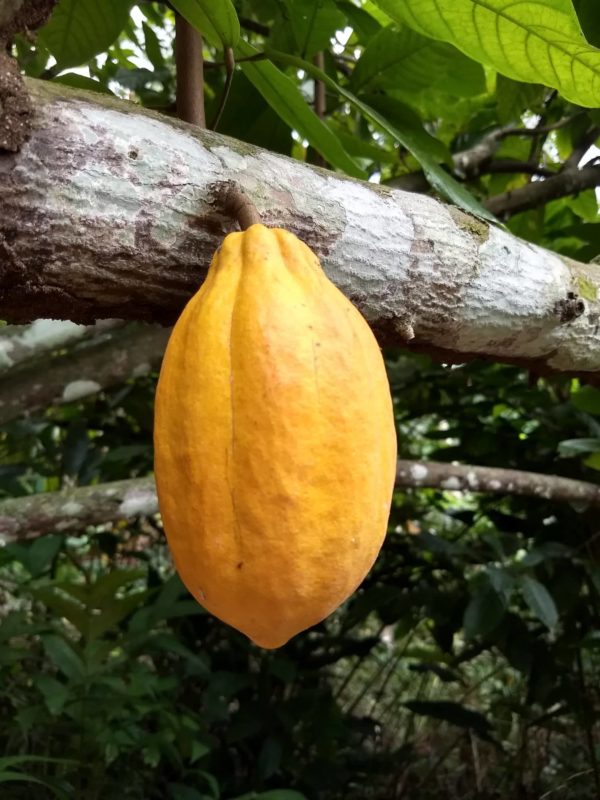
[0,773,70,798]
[32,587,88,636]
[337,1,382,42]
[351,24,486,97]
[52,73,112,94]
[258,737,283,780]
[496,75,545,123]
[88,568,146,606]
[272,0,346,58]
[571,385,600,414]
[558,437,600,456]
[575,0,600,47]
[170,0,240,48]
[520,542,572,566]
[584,452,600,470]
[168,785,209,800]
[519,575,558,629]
[34,675,70,715]
[328,122,398,163]
[266,47,496,220]
[5,534,62,577]
[87,591,149,641]
[403,700,497,743]
[143,22,165,69]
[256,793,308,800]
[41,634,85,680]
[236,41,365,179]
[39,0,133,70]
[464,584,507,639]
[571,189,599,222]
[373,0,600,107]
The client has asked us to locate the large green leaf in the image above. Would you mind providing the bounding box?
[267,48,496,220]
[170,0,240,48]
[519,575,558,629]
[236,41,365,179]
[272,0,346,57]
[464,584,507,639]
[404,700,497,743]
[351,24,486,97]
[337,1,383,42]
[373,0,600,107]
[39,0,132,69]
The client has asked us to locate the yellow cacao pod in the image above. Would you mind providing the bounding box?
[154,224,397,648]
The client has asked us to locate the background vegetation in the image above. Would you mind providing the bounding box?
[2,0,600,798]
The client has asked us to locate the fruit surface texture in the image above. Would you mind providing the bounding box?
[154,224,397,648]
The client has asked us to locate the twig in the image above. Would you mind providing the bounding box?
[308,52,327,168]
[222,185,261,229]
[564,125,600,170]
[211,47,235,131]
[175,14,205,127]
[479,159,557,178]
[238,16,270,36]
[313,52,326,119]
[499,113,581,139]
[204,53,266,69]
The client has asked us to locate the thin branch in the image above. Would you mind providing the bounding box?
[175,13,205,127]
[1,460,598,543]
[313,52,326,119]
[564,125,600,170]
[210,47,235,131]
[238,16,269,37]
[499,114,580,139]
[395,460,600,506]
[204,53,266,69]
[479,159,557,178]
[485,165,600,217]
[309,51,327,168]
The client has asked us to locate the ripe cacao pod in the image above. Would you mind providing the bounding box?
[154,224,397,648]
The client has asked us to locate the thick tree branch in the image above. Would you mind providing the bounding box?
[1,81,600,381]
[0,0,58,151]
[1,461,598,543]
[0,323,169,425]
[486,165,600,217]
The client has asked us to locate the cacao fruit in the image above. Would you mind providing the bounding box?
[154,224,397,649]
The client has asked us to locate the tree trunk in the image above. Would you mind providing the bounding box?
[1,80,599,380]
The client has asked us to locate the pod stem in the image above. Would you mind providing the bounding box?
[223,186,261,230]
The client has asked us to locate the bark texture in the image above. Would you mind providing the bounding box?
[1,461,598,544]
[1,81,599,380]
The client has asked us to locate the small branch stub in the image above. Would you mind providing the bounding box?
[223,186,261,230]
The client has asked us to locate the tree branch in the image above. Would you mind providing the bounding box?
[0,323,169,425]
[0,318,123,376]
[1,460,598,543]
[1,81,599,381]
[485,165,600,217]
[395,460,600,506]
